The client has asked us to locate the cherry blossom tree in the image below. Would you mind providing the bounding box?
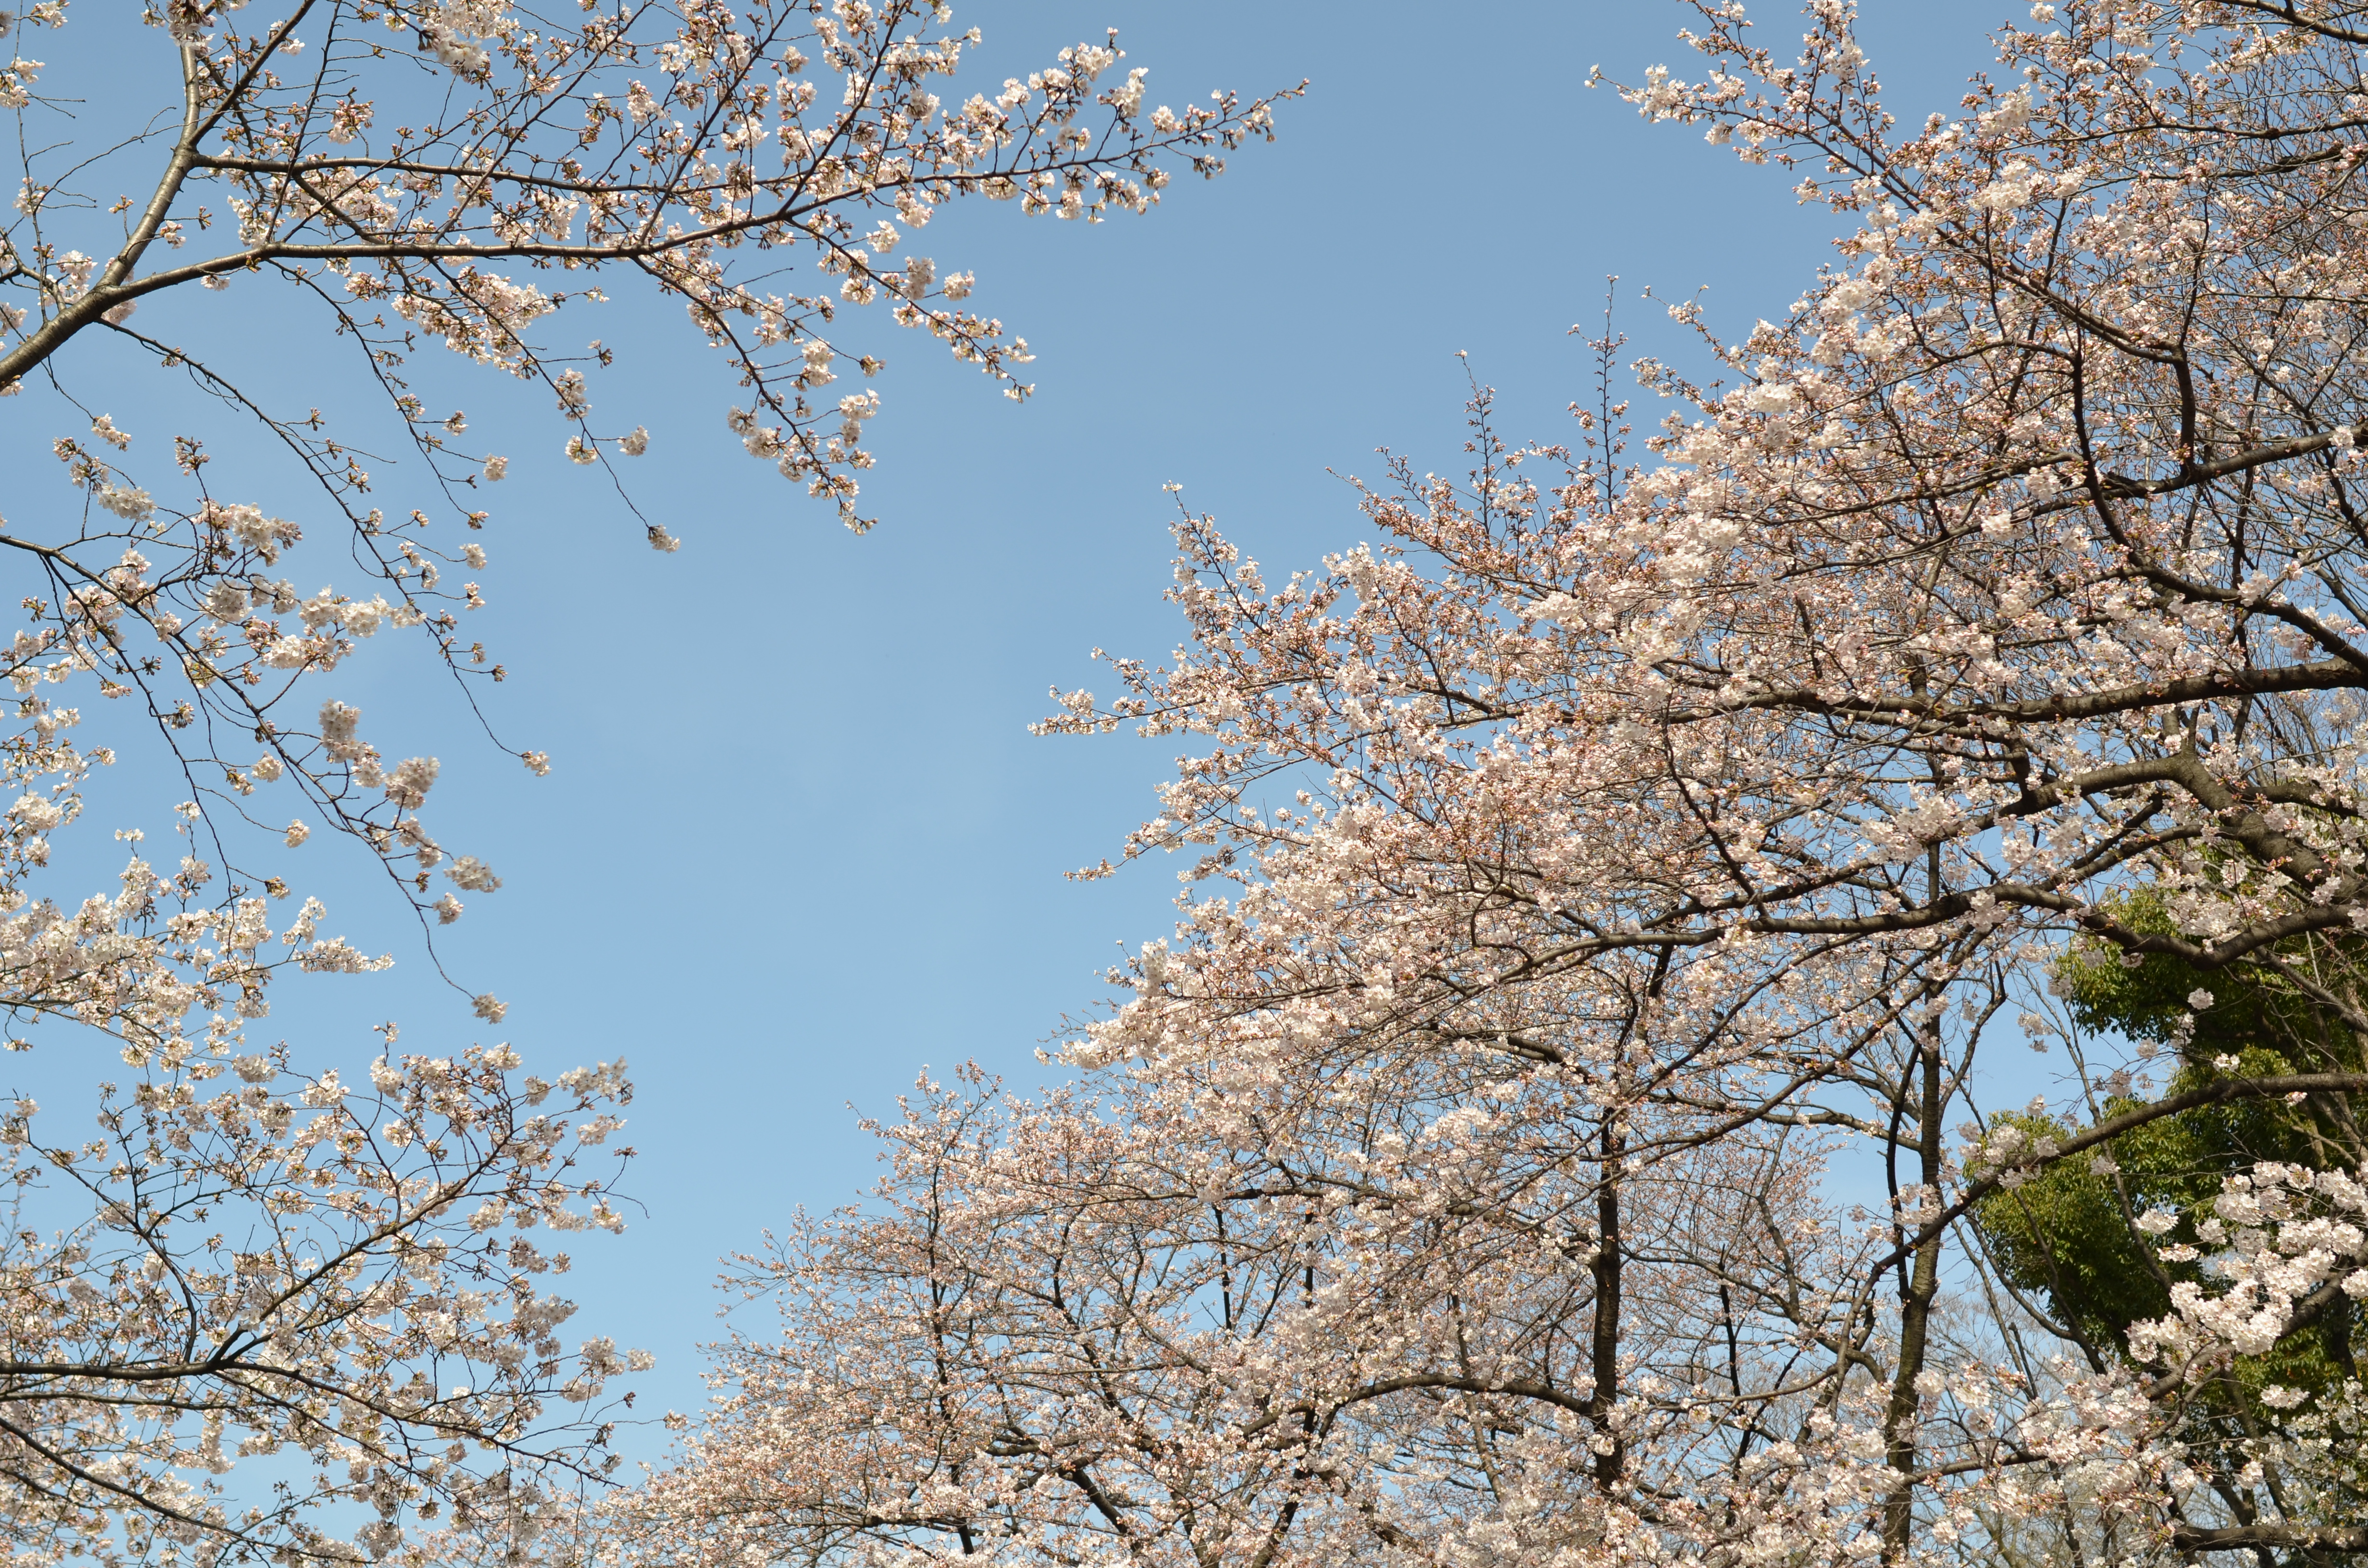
[0,0,1290,1562]
[621,2,2368,1564]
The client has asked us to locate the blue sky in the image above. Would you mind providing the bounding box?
[12,0,2010,1446]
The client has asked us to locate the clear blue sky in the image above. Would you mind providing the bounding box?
[13,0,2005,1447]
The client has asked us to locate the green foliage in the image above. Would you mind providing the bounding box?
[2054,891,2364,1084]
[1972,898,2365,1434]
[1973,1103,2196,1351]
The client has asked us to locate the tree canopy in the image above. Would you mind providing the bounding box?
[618,3,2368,1565]
[0,1,1287,1562]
